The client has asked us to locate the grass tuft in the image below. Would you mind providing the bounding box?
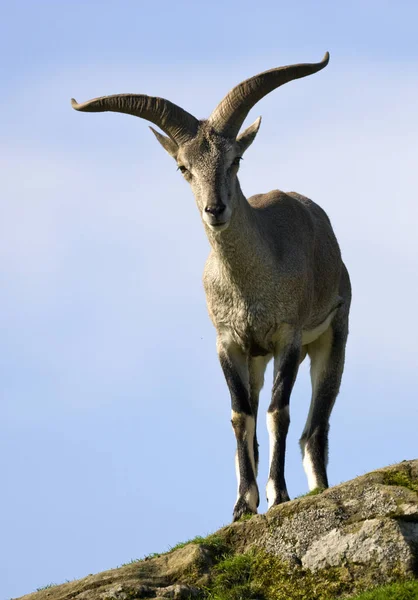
[168,533,228,559]
[205,552,260,600]
[296,487,326,499]
[348,579,418,599]
[168,535,208,553]
[198,549,415,600]
[35,583,58,591]
[237,512,257,522]
[382,470,418,494]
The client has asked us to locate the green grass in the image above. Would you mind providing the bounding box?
[35,579,75,591]
[120,557,143,566]
[168,533,228,559]
[205,552,259,600]
[382,470,418,494]
[201,549,358,600]
[35,583,58,591]
[119,532,228,568]
[199,548,417,600]
[115,520,418,600]
[349,580,418,599]
[30,529,418,600]
[237,512,257,522]
[168,534,210,553]
[296,487,326,499]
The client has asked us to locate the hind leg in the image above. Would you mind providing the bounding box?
[300,318,348,490]
[248,355,271,476]
[267,330,302,507]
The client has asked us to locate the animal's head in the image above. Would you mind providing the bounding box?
[72,53,329,232]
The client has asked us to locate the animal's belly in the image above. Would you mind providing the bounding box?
[301,310,336,345]
[213,292,339,354]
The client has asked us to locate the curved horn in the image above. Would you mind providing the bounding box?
[208,52,330,139]
[71,94,199,145]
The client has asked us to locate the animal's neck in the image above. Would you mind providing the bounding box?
[205,182,268,283]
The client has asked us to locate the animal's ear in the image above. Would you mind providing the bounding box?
[236,116,261,154]
[149,127,179,158]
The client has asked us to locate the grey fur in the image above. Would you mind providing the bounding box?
[72,53,351,522]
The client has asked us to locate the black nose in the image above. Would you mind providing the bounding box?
[205,203,226,217]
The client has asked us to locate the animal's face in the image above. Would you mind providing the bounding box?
[177,130,240,231]
[152,118,261,232]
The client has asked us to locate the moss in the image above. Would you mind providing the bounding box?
[238,513,257,522]
[168,533,228,557]
[168,537,204,552]
[382,470,418,495]
[205,552,261,600]
[202,534,231,560]
[197,548,412,600]
[248,552,354,600]
[296,487,326,499]
[347,579,418,599]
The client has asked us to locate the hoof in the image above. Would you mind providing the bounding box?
[233,497,257,522]
[267,489,290,509]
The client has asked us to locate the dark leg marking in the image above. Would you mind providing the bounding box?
[218,345,259,521]
[300,321,348,491]
[266,342,301,508]
[249,355,271,477]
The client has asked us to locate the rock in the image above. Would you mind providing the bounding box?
[99,583,155,599]
[155,584,201,598]
[302,518,418,573]
[14,460,418,600]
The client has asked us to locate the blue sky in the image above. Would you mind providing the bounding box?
[1,1,418,598]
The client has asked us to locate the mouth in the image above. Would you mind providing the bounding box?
[209,221,229,232]
[202,210,231,232]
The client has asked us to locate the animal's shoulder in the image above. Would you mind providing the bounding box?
[249,189,333,230]
[248,189,300,209]
[247,190,315,242]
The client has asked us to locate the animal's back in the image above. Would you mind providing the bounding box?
[249,190,344,328]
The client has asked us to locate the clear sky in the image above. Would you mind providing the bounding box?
[1,1,418,598]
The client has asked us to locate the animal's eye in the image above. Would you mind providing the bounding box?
[177,165,188,174]
[232,157,242,166]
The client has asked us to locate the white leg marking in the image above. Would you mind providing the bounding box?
[244,482,259,512]
[246,415,256,476]
[266,411,278,474]
[303,445,319,491]
[266,408,289,508]
[266,478,277,509]
[235,451,240,501]
[266,407,289,471]
[231,410,256,505]
[231,410,256,475]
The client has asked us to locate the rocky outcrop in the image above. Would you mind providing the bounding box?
[15,460,418,600]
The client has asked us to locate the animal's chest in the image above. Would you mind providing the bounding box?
[206,281,276,356]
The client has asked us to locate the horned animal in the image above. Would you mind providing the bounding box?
[72,52,351,522]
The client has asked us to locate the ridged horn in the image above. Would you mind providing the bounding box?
[208,52,330,139]
[71,94,199,145]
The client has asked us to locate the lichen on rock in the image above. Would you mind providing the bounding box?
[14,460,418,600]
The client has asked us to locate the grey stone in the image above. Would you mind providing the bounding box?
[14,460,418,600]
[302,518,418,572]
[156,584,200,598]
[100,583,155,599]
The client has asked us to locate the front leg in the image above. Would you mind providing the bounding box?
[266,330,301,508]
[217,334,259,522]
